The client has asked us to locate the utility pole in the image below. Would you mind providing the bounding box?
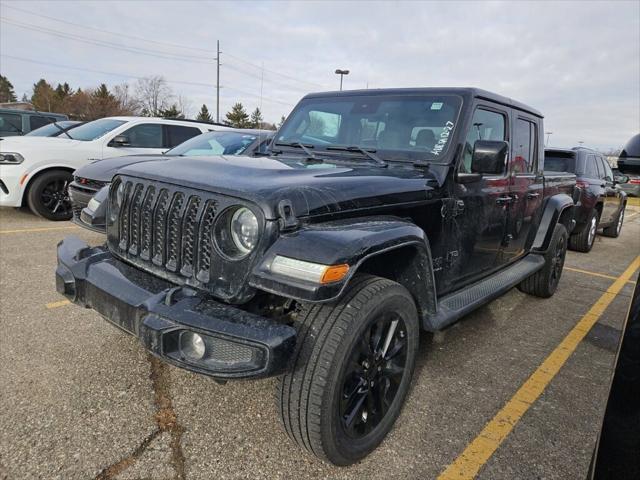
[216,40,221,123]
[545,131,553,146]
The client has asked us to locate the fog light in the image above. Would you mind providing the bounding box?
[179,331,206,360]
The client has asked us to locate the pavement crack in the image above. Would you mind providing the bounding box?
[94,355,186,480]
[94,429,161,480]
[149,355,187,480]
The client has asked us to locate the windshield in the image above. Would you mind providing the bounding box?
[26,121,78,137]
[67,118,126,141]
[166,131,259,156]
[545,152,576,173]
[276,94,462,163]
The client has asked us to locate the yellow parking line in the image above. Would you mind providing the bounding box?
[0,226,79,234]
[627,197,640,208]
[564,266,637,285]
[626,211,639,221]
[438,255,640,480]
[46,300,71,309]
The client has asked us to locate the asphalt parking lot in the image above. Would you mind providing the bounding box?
[1,204,639,480]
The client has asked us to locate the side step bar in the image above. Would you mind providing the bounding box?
[424,254,546,331]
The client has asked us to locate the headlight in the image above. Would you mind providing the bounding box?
[109,181,125,223]
[213,206,259,259]
[0,152,24,164]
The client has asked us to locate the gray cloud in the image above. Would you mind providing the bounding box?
[1,0,637,149]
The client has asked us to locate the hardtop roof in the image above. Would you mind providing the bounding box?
[302,87,543,118]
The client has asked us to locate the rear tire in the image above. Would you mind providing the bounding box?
[276,274,419,465]
[568,209,598,252]
[26,169,73,221]
[602,205,625,238]
[518,224,568,298]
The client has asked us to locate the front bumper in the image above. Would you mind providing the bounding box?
[0,168,24,207]
[69,182,107,233]
[55,236,296,379]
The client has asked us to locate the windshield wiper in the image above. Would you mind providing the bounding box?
[325,145,387,167]
[273,142,322,162]
[50,122,73,139]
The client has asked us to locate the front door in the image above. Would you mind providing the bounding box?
[504,115,543,262]
[443,104,511,293]
[103,123,167,159]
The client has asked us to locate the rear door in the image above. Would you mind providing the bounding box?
[504,114,543,262]
[165,125,202,148]
[597,155,620,224]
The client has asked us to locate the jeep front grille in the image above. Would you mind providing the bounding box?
[107,176,265,299]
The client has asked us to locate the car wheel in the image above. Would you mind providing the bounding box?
[276,274,419,465]
[26,169,73,221]
[518,223,568,298]
[602,205,625,238]
[568,209,598,252]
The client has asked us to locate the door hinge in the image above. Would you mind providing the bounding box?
[277,199,298,231]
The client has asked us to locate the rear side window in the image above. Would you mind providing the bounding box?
[544,152,576,172]
[0,113,22,133]
[29,115,54,131]
[513,118,537,173]
[120,123,164,148]
[598,156,614,181]
[166,125,201,147]
[583,154,599,178]
[461,108,506,173]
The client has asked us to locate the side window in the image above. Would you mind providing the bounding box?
[29,115,53,131]
[0,113,22,133]
[599,156,613,181]
[512,118,537,173]
[461,108,506,173]
[592,154,604,178]
[166,125,201,148]
[120,123,163,148]
[584,154,598,178]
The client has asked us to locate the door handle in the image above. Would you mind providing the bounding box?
[526,192,540,199]
[496,196,512,205]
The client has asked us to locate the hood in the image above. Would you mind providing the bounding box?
[119,154,446,219]
[75,154,168,183]
[0,136,83,151]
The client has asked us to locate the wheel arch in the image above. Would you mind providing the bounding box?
[21,164,75,205]
[531,193,575,252]
[249,216,438,319]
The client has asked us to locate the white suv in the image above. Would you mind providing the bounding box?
[0,116,230,220]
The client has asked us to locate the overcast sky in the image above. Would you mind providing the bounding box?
[1,0,638,150]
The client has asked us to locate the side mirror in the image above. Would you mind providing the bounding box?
[471,140,509,175]
[614,175,629,184]
[109,135,130,147]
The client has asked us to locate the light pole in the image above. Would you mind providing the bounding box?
[545,131,553,146]
[335,69,349,91]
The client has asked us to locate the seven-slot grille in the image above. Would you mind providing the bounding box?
[108,177,241,287]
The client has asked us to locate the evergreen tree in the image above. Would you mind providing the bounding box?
[196,104,212,122]
[0,75,17,103]
[277,115,286,128]
[225,102,250,128]
[31,79,59,112]
[55,82,73,101]
[159,104,183,118]
[250,107,264,128]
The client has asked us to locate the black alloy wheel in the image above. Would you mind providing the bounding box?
[27,169,74,220]
[339,313,408,438]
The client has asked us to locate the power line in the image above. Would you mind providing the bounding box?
[0,54,295,107]
[1,3,214,54]
[1,3,325,89]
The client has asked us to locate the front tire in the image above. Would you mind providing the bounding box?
[277,274,419,465]
[518,223,568,298]
[26,169,73,221]
[602,205,625,238]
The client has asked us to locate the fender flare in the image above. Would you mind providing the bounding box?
[531,193,575,252]
[249,216,437,315]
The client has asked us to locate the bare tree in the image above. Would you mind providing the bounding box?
[176,93,192,119]
[113,83,140,115]
[134,76,173,116]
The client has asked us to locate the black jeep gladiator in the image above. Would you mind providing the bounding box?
[55,88,577,465]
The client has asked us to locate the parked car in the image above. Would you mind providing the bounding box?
[0,108,68,137]
[0,116,230,220]
[56,88,577,465]
[615,133,640,197]
[70,129,275,232]
[24,120,83,138]
[545,147,626,252]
